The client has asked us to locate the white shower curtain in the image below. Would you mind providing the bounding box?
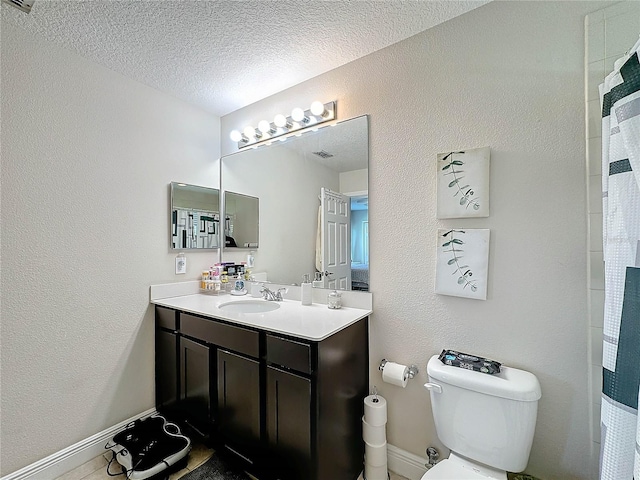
[599,37,640,480]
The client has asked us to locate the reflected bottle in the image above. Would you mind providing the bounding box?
[301,274,312,306]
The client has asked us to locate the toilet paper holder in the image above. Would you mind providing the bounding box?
[379,359,419,380]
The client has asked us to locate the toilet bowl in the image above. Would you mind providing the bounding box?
[421,355,541,480]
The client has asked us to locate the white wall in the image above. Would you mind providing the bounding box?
[0,23,221,475]
[340,168,368,193]
[221,2,604,479]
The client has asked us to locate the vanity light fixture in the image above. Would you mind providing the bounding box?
[243,126,262,140]
[258,120,276,135]
[273,114,292,129]
[229,100,336,149]
[229,130,245,143]
[310,101,329,117]
[291,107,310,124]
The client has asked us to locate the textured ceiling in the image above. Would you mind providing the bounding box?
[1,0,489,116]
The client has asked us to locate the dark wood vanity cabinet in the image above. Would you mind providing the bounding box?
[179,336,212,428]
[154,305,369,480]
[154,307,178,411]
[266,365,312,478]
[217,349,261,453]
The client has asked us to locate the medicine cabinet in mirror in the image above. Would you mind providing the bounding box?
[224,191,259,248]
[221,115,369,291]
[170,182,220,250]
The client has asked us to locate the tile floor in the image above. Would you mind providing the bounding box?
[55,443,410,480]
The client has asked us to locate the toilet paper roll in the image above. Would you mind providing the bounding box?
[381,361,409,388]
[364,441,388,466]
[362,416,386,446]
[364,395,387,426]
[364,462,388,480]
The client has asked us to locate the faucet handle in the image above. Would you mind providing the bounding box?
[275,287,288,301]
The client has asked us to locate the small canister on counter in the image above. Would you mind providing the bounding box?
[201,270,210,290]
[327,290,342,309]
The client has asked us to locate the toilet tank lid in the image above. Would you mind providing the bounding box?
[427,355,541,402]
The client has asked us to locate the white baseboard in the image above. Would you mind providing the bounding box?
[387,444,428,480]
[1,408,157,480]
[3,419,427,480]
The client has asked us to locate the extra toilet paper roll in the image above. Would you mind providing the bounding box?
[364,462,388,480]
[364,395,387,426]
[362,416,386,446]
[365,441,388,467]
[381,361,409,388]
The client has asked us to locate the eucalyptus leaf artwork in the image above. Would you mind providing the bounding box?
[437,147,490,218]
[435,228,490,300]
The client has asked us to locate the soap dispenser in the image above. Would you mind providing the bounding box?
[301,274,312,306]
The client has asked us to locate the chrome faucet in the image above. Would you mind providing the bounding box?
[260,286,287,301]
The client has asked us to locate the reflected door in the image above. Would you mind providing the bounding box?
[321,188,351,290]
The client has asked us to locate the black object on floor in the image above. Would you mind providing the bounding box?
[178,454,251,480]
[105,414,191,480]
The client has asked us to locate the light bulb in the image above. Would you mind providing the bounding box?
[230,130,243,142]
[310,101,325,116]
[258,120,271,134]
[274,114,288,128]
[291,107,306,122]
[243,126,256,138]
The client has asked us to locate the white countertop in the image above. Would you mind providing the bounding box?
[151,293,372,341]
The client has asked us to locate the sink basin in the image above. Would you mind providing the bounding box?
[218,300,281,314]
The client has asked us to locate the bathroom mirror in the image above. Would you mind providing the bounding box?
[224,191,259,248]
[170,182,220,250]
[221,115,369,291]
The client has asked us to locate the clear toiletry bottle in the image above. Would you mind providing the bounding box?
[328,290,342,309]
[301,273,312,306]
[313,271,323,288]
[201,270,210,290]
[221,271,229,293]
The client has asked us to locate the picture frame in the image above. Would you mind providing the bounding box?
[437,147,490,219]
[435,228,490,300]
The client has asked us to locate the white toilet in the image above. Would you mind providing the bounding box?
[422,355,541,480]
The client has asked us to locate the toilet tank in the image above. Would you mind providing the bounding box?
[426,355,541,473]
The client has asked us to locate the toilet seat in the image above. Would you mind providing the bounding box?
[420,453,508,480]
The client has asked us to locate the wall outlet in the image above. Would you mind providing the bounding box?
[175,253,186,274]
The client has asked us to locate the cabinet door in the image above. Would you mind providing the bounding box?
[266,366,312,479]
[179,336,211,426]
[155,328,178,411]
[217,350,260,448]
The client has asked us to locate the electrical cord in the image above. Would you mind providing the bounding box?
[104,414,190,480]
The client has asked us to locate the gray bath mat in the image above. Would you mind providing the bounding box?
[178,453,251,480]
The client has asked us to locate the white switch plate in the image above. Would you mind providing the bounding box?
[175,254,186,274]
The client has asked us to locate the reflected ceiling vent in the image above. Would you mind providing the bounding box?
[2,0,34,13]
[312,150,334,159]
